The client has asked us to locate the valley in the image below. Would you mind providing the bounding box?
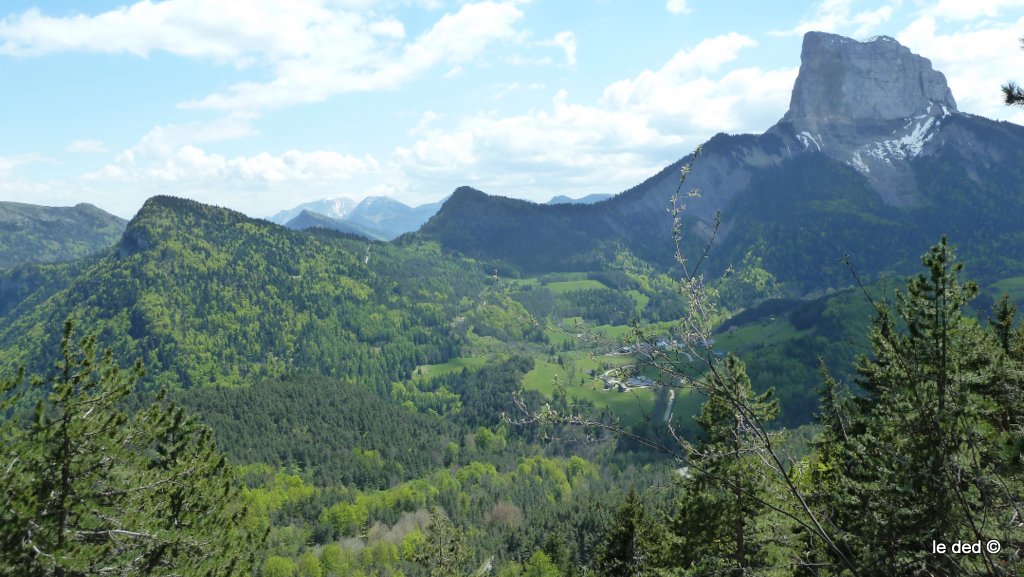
[3,26,1024,577]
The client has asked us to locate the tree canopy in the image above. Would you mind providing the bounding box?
[0,320,262,577]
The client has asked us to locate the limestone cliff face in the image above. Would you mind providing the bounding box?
[768,33,962,206]
[418,30,1024,285]
[631,33,966,221]
[783,32,956,129]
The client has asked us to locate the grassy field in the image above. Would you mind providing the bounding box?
[522,352,666,425]
[715,317,810,353]
[988,276,1024,301]
[545,279,607,294]
[544,327,577,349]
[414,356,489,378]
[592,324,634,341]
[626,289,650,312]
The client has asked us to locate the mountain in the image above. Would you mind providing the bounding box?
[267,197,357,224]
[345,196,446,239]
[271,196,446,240]
[0,196,487,388]
[416,32,1024,292]
[547,193,614,205]
[0,201,126,270]
[284,209,390,241]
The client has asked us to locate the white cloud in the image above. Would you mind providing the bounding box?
[88,144,379,185]
[389,30,798,202]
[83,117,377,185]
[117,117,260,163]
[66,139,108,154]
[504,54,554,66]
[0,154,44,178]
[929,0,1024,21]
[390,89,685,203]
[0,1,525,112]
[182,1,523,110]
[369,19,405,39]
[666,0,691,14]
[539,31,576,66]
[600,33,795,133]
[897,14,1024,121]
[771,0,898,38]
[0,155,60,207]
[442,65,465,79]
[378,30,803,203]
[0,1,328,61]
[492,82,522,99]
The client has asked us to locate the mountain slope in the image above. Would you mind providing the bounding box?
[547,193,613,205]
[415,32,1024,291]
[0,196,487,389]
[268,197,357,224]
[272,196,447,240]
[346,196,446,238]
[0,201,126,270]
[284,209,390,241]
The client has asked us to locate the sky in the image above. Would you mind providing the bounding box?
[1,0,1023,219]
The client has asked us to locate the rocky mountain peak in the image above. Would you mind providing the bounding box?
[769,32,962,206]
[783,32,956,129]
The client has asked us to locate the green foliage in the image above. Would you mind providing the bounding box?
[400,356,534,427]
[463,300,546,343]
[174,373,458,487]
[262,556,298,577]
[0,201,125,270]
[816,238,1024,575]
[414,508,472,577]
[715,247,783,310]
[592,489,663,577]
[714,287,876,426]
[522,551,562,577]
[553,288,637,325]
[0,320,260,576]
[413,187,652,274]
[668,356,783,576]
[0,196,487,389]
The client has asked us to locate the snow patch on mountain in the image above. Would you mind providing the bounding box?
[844,105,951,176]
[797,131,822,152]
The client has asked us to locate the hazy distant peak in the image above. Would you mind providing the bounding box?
[267,197,357,224]
[547,193,614,205]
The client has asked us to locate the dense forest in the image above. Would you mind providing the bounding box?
[1,147,1023,577]
[4,218,1024,575]
[6,16,1024,577]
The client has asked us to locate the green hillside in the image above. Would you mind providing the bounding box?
[0,201,126,270]
[0,196,488,390]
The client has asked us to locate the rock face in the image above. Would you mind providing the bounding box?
[771,32,961,206]
[784,32,956,129]
[418,30,1024,288]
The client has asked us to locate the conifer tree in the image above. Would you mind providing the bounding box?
[825,239,1024,576]
[669,355,783,576]
[592,488,662,577]
[415,507,471,577]
[0,320,260,577]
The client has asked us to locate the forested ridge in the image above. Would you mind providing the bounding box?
[0,196,489,389]
[2,192,1024,576]
[0,201,126,271]
[417,114,1024,293]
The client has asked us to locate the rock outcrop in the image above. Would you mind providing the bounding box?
[771,33,961,205]
[784,32,956,128]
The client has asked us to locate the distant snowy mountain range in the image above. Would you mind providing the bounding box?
[270,193,612,239]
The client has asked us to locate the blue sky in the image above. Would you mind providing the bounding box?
[1,0,1023,219]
